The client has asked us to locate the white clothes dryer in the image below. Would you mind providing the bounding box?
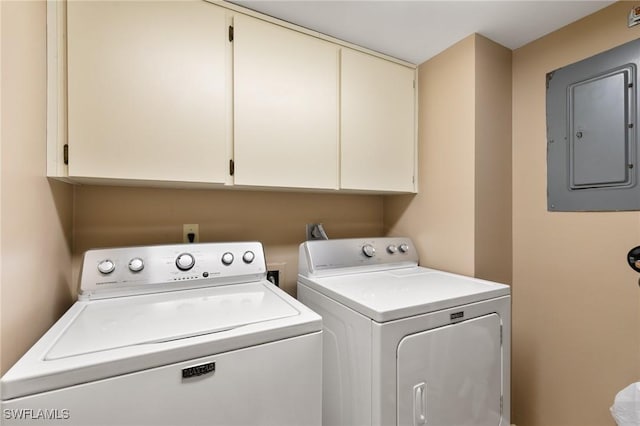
[297,237,510,426]
[2,242,322,426]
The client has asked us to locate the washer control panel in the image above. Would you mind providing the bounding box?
[80,242,266,299]
[299,237,419,277]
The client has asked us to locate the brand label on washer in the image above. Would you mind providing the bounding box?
[450,311,464,321]
[182,362,215,379]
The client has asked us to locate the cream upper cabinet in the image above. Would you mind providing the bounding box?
[66,1,229,183]
[52,1,416,192]
[340,48,416,193]
[232,14,339,190]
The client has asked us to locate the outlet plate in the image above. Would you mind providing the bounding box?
[183,224,199,243]
[266,270,280,286]
[267,262,286,287]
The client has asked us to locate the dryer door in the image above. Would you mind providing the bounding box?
[397,313,503,426]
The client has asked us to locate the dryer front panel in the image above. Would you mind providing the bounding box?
[396,314,503,426]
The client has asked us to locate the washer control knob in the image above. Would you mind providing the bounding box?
[362,244,376,258]
[387,245,398,254]
[399,243,410,253]
[97,259,115,275]
[222,252,234,266]
[242,251,255,264]
[128,257,144,272]
[176,253,195,271]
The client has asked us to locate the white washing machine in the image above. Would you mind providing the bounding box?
[297,237,510,426]
[1,242,322,426]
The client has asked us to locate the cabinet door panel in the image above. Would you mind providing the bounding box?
[67,1,229,183]
[341,49,416,192]
[233,15,339,189]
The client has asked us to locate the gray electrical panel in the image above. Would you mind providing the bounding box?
[547,38,640,211]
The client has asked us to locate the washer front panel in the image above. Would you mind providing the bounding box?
[2,333,322,426]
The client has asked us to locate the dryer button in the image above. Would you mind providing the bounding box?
[362,244,376,258]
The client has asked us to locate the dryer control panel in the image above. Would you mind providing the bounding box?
[79,242,267,299]
[299,237,419,277]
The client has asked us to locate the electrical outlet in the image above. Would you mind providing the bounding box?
[266,270,280,286]
[182,224,199,243]
[267,262,286,287]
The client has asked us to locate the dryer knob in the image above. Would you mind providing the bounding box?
[176,253,195,271]
[97,259,115,275]
[222,252,234,266]
[362,244,376,258]
[399,243,410,253]
[128,257,144,272]
[387,245,398,254]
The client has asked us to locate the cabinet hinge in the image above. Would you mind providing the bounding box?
[229,159,235,176]
[228,25,234,42]
[63,144,69,165]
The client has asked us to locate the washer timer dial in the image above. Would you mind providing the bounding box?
[175,253,195,271]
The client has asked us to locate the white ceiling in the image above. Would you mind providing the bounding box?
[232,0,615,64]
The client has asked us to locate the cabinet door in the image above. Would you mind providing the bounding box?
[67,1,229,183]
[341,49,416,192]
[233,15,339,189]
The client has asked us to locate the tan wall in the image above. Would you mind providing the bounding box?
[385,35,476,276]
[474,35,512,284]
[512,2,640,425]
[384,34,512,286]
[73,186,383,296]
[0,1,74,374]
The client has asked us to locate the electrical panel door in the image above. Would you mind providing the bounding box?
[547,38,640,211]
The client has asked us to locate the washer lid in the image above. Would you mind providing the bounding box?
[1,281,321,401]
[47,282,298,360]
[299,266,510,322]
